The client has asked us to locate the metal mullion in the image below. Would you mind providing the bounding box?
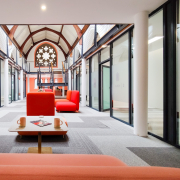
[110,43,113,117]
[89,58,92,107]
[163,3,168,141]
[98,52,101,111]
[128,30,132,125]
[0,60,1,107]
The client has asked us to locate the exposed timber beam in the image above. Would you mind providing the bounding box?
[20,27,72,53]
[28,25,34,44]
[58,25,64,45]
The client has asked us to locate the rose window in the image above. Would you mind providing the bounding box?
[35,43,57,67]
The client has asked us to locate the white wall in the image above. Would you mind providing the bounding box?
[27,41,65,72]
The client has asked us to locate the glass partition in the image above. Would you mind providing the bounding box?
[73,68,76,90]
[148,10,164,137]
[86,60,89,106]
[8,65,11,103]
[101,46,110,62]
[91,53,99,110]
[15,69,18,101]
[112,33,129,122]
[1,60,4,106]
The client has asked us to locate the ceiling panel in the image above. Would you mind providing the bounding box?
[14,25,30,46]
[23,38,32,54]
[46,31,59,43]
[78,25,84,30]
[46,25,62,32]
[29,25,46,32]
[59,38,69,53]
[33,31,46,42]
[7,25,13,30]
[62,25,77,46]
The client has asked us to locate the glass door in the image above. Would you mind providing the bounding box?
[102,64,110,111]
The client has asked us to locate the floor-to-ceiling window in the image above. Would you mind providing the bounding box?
[0,60,4,106]
[112,33,129,122]
[8,65,11,103]
[15,69,18,101]
[11,68,15,101]
[148,9,164,138]
[91,53,99,110]
[86,60,89,106]
[73,68,76,90]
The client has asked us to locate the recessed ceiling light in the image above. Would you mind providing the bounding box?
[41,5,46,10]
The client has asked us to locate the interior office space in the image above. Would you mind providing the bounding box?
[0,0,180,179]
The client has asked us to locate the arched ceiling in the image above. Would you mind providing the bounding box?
[2,24,90,59]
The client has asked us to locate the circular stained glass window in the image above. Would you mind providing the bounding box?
[35,43,57,67]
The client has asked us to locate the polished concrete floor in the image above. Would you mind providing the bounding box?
[0,98,180,167]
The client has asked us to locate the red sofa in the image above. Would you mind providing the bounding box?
[56,90,79,112]
[27,92,55,116]
[0,154,180,179]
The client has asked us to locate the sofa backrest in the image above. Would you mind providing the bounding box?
[27,92,55,116]
[70,91,79,110]
[66,90,72,100]
[0,166,180,180]
[44,89,53,92]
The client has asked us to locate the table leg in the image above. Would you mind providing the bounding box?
[38,132,41,153]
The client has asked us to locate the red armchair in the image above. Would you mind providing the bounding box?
[56,91,79,112]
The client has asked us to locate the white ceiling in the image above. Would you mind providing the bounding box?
[0,0,167,24]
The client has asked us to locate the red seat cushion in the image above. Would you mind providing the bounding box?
[55,99,70,107]
[56,102,76,111]
[70,91,79,110]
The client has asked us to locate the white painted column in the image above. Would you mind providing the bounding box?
[20,70,23,100]
[134,11,148,137]
[81,58,86,107]
[62,86,65,96]
[27,74,30,93]
[68,69,71,90]
[4,59,9,106]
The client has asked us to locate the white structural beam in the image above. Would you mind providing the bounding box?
[4,59,9,106]
[134,11,148,137]
[20,70,23,100]
[81,58,86,106]
[27,74,30,93]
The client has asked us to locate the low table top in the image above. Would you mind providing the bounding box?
[8,116,68,132]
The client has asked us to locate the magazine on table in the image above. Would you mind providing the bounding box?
[30,120,52,127]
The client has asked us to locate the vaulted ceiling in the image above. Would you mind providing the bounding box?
[1,25,89,59]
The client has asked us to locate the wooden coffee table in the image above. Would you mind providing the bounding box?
[8,116,68,154]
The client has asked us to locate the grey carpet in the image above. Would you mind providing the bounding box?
[128,147,180,168]
[0,112,26,122]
